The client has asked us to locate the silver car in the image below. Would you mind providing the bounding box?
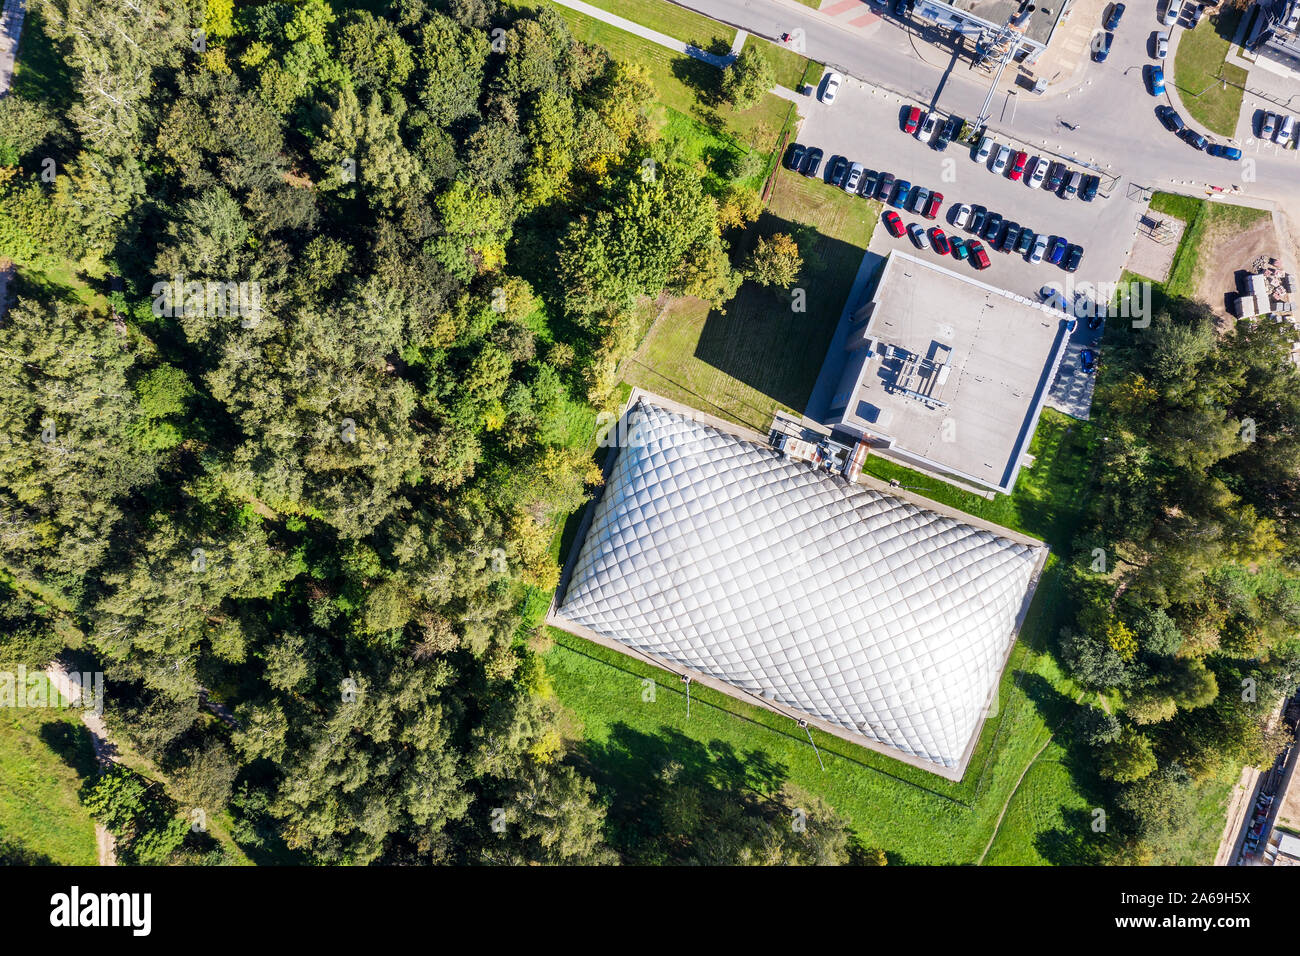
[992,145,1012,174]
[1262,112,1278,138]
[1030,233,1049,263]
[976,135,995,163]
[844,162,864,193]
[1156,31,1169,58]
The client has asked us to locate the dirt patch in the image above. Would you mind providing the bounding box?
[1194,216,1283,329]
[1127,216,1186,283]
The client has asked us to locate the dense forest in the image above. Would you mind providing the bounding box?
[0,0,836,864]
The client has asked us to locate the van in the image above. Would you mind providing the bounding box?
[1278,114,1295,145]
[1065,171,1083,198]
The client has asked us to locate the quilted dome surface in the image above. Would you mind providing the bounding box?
[559,403,1043,771]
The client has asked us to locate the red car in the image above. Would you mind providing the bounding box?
[1008,151,1028,181]
[904,106,921,134]
[883,209,905,238]
[922,190,943,220]
[929,227,949,255]
[967,239,991,269]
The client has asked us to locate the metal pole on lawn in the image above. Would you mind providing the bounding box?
[798,719,825,771]
[681,674,691,719]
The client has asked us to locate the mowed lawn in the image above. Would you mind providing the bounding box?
[1148,192,1272,298]
[569,0,734,50]
[547,410,1106,864]
[0,675,98,865]
[1173,10,1246,137]
[626,167,876,432]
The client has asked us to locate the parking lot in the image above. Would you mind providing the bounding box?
[792,75,1154,418]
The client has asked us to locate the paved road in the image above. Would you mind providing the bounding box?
[677,0,1300,208]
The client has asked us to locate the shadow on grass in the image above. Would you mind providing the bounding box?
[38,720,99,782]
[691,210,866,416]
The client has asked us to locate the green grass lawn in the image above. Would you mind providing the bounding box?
[0,675,99,865]
[626,167,876,432]
[573,0,735,50]
[743,33,821,91]
[1173,10,1247,137]
[1148,192,1272,298]
[546,409,1103,863]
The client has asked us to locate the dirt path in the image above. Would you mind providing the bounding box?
[45,663,118,866]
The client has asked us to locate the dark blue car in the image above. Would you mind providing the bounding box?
[1104,2,1125,30]
[1047,236,1068,265]
[1207,143,1243,160]
[891,179,913,209]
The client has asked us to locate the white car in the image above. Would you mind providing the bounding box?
[820,71,842,105]
[954,203,972,228]
[1156,31,1169,58]
[976,135,995,163]
[918,112,939,142]
[1030,233,1049,263]
[1163,1,1178,25]
[843,162,864,193]
[1278,114,1295,145]
[992,144,1012,174]
[1028,156,1047,188]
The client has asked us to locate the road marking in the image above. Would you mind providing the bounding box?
[849,12,880,26]
[822,0,864,15]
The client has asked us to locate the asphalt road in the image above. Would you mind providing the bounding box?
[680,0,1300,207]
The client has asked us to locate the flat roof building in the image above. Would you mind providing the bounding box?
[815,251,1069,495]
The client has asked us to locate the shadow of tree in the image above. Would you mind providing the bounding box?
[39,719,99,781]
[0,833,57,865]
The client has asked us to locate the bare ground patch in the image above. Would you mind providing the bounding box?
[1193,216,1282,329]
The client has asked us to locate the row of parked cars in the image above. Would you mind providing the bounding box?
[784,142,948,216]
[974,135,1101,200]
[1258,110,1298,148]
[955,203,1083,271]
[881,210,992,269]
[1152,104,1243,158]
[903,106,966,152]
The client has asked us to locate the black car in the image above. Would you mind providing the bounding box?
[1080,174,1100,202]
[1104,2,1125,30]
[1015,227,1035,255]
[876,170,895,200]
[1180,128,1209,150]
[785,142,807,171]
[1064,243,1084,272]
[828,154,849,186]
[1000,222,1021,252]
[802,147,824,178]
[1188,3,1203,27]
[1157,105,1185,133]
[1093,31,1113,62]
[860,168,880,197]
[1087,311,1105,331]
[968,204,987,234]
[934,115,962,151]
[982,212,1003,242]
[1046,161,1067,192]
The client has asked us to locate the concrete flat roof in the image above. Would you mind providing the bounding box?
[930,0,1063,46]
[820,251,1068,494]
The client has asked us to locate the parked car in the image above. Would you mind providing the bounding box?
[904,106,922,134]
[827,154,848,186]
[933,117,955,151]
[1156,31,1169,58]
[1009,150,1029,181]
[1261,112,1278,138]
[930,227,950,255]
[1046,161,1067,192]
[907,221,925,246]
[992,145,1012,174]
[1030,233,1049,263]
[1207,143,1243,160]
[1105,2,1126,30]
[1188,3,1203,27]
[883,209,906,238]
[1047,235,1068,265]
[1180,127,1208,150]
[1278,114,1295,144]
[1157,105,1185,132]
[844,162,864,193]
[1015,228,1035,256]
[876,171,896,200]
[968,204,987,234]
[910,186,931,214]
[1000,222,1021,252]
[953,203,972,228]
[968,239,991,269]
[892,179,912,208]
[1064,170,1083,198]
[802,147,823,178]
[982,211,1004,241]
[1081,174,1100,202]
[923,190,944,220]
[860,168,881,196]
[919,111,939,142]
[1163,1,1179,25]
[1080,348,1098,373]
[951,236,969,260]
[1028,156,1048,188]
[1094,31,1113,62]
[976,135,995,164]
[1088,309,1105,331]
[785,143,807,170]
[820,71,842,105]
[1065,243,1085,272]
[1149,65,1165,96]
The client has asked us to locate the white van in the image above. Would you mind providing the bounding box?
[1278,115,1296,145]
